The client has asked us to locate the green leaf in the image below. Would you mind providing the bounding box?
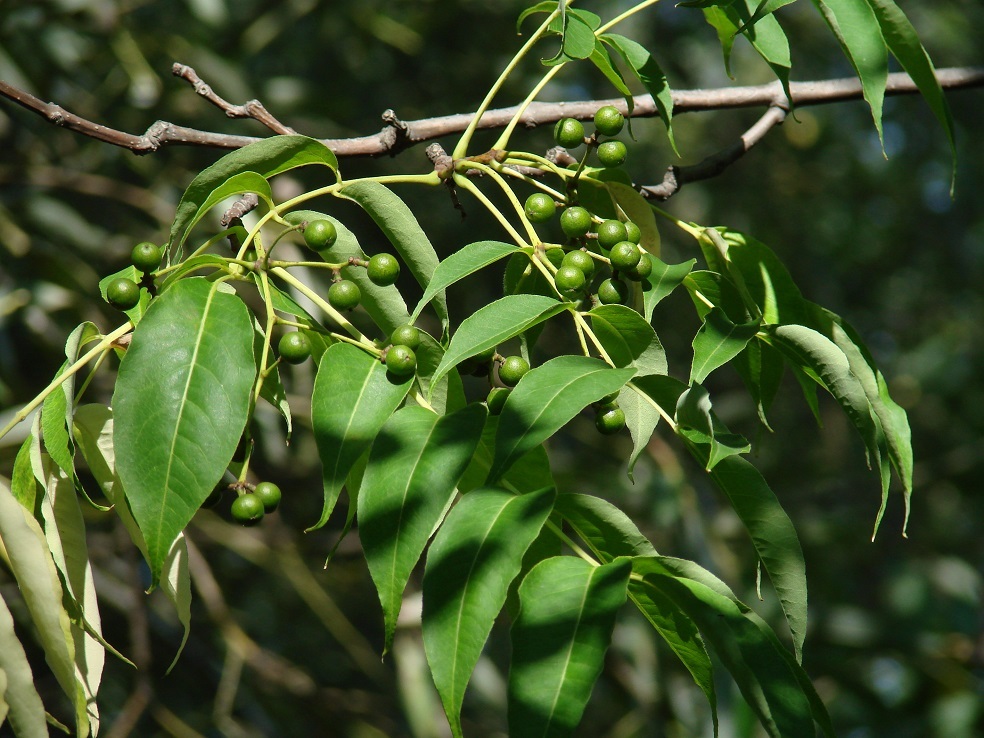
[458,416,555,496]
[810,0,888,144]
[251,272,319,324]
[99,266,152,324]
[174,171,273,258]
[508,557,631,737]
[423,486,556,738]
[675,384,751,470]
[158,254,232,291]
[309,342,413,531]
[544,11,598,65]
[618,383,662,481]
[359,404,487,654]
[865,0,957,188]
[516,1,557,33]
[604,182,661,258]
[601,34,676,152]
[554,493,657,560]
[114,278,255,585]
[734,1,793,103]
[690,307,761,385]
[589,41,634,111]
[588,304,667,377]
[489,356,636,482]
[412,241,523,322]
[410,331,467,416]
[736,0,799,33]
[341,181,448,331]
[733,339,786,430]
[253,320,292,439]
[11,433,39,511]
[702,7,740,78]
[0,585,48,738]
[431,295,571,392]
[643,257,696,323]
[169,135,338,256]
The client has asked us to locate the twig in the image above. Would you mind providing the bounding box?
[2,67,981,158]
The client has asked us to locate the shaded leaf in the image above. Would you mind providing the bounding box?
[619,383,662,481]
[690,307,760,385]
[588,304,667,377]
[458,416,555,496]
[0,572,48,738]
[643,257,696,323]
[604,182,661,258]
[555,493,657,560]
[601,34,676,151]
[675,384,751,470]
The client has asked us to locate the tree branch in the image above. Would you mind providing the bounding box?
[2,66,981,158]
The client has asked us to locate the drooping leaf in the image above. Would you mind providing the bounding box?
[516,1,557,33]
[173,171,273,258]
[588,304,667,377]
[643,257,696,322]
[675,384,751,470]
[309,342,413,531]
[555,493,657,560]
[359,404,487,654]
[114,278,255,584]
[508,557,631,737]
[458,416,555,496]
[690,307,761,385]
[733,0,793,103]
[431,295,571,392]
[489,356,636,482]
[11,433,39,511]
[604,181,661,258]
[423,486,556,738]
[412,241,524,322]
[702,7,741,78]
[341,181,448,331]
[0,575,48,738]
[589,40,634,112]
[618,383,662,482]
[544,10,598,65]
[733,338,786,430]
[736,0,799,34]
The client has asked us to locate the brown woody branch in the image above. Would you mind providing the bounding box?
[1,66,981,159]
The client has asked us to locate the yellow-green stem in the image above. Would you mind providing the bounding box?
[492,63,565,152]
[452,174,530,247]
[270,267,375,348]
[461,161,542,244]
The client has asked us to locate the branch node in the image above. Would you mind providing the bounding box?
[426,143,454,178]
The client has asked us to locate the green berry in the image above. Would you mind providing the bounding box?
[524,192,556,223]
[498,356,530,387]
[106,277,141,310]
[625,254,653,282]
[596,220,628,250]
[278,331,312,364]
[595,405,626,434]
[253,482,282,513]
[624,221,642,244]
[367,253,401,286]
[561,249,596,279]
[328,279,362,310]
[390,324,421,351]
[474,345,497,364]
[597,140,628,168]
[609,241,642,271]
[597,277,628,305]
[555,265,586,294]
[386,345,417,377]
[131,242,163,273]
[304,219,338,251]
[544,247,566,268]
[554,118,585,149]
[231,494,265,526]
[486,387,511,415]
[594,105,625,137]
[560,206,593,238]
[598,390,620,406]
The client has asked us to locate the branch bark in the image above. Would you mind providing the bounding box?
[2,66,981,158]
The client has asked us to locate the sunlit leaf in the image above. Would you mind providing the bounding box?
[601,34,676,151]
[555,493,657,560]
[0,571,48,738]
[588,304,667,377]
[690,307,760,385]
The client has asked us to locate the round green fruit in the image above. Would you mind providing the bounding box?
[561,249,595,278]
[555,265,586,294]
[278,331,312,364]
[596,220,628,250]
[328,280,362,310]
[304,219,338,251]
[560,206,593,239]
[597,277,628,305]
[609,241,642,271]
[625,254,653,281]
[499,356,530,387]
[524,192,556,223]
[253,482,282,513]
[231,493,265,526]
[594,105,625,137]
[106,277,141,310]
[486,387,511,416]
[131,242,163,273]
[386,344,417,377]
[624,221,642,244]
[598,390,620,406]
[597,140,628,168]
[390,324,421,351]
[367,253,401,286]
[595,405,626,434]
[554,117,585,149]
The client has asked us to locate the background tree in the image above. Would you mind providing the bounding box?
[0,1,982,736]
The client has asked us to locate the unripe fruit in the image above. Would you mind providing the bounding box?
[555,265,586,294]
[560,206,593,238]
[598,390,620,406]
[596,220,629,250]
[106,277,141,310]
[367,253,401,286]
[386,345,417,377]
[328,279,362,310]
[624,221,642,244]
[231,494,264,526]
[253,481,282,513]
[389,324,421,351]
[597,140,628,168]
[625,254,653,281]
[499,356,530,387]
[609,241,642,271]
[593,105,625,137]
[524,192,556,223]
[554,118,585,149]
[595,405,626,434]
[486,387,511,415]
[304,219,338,251]
[278,331,312,364]
[561,249,596,279]
[597,277,628,305]
[131,242,163,273]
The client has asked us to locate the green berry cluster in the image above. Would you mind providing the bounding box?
[229,481,282,526]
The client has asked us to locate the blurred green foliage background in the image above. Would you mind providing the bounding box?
[1,1,982,736]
